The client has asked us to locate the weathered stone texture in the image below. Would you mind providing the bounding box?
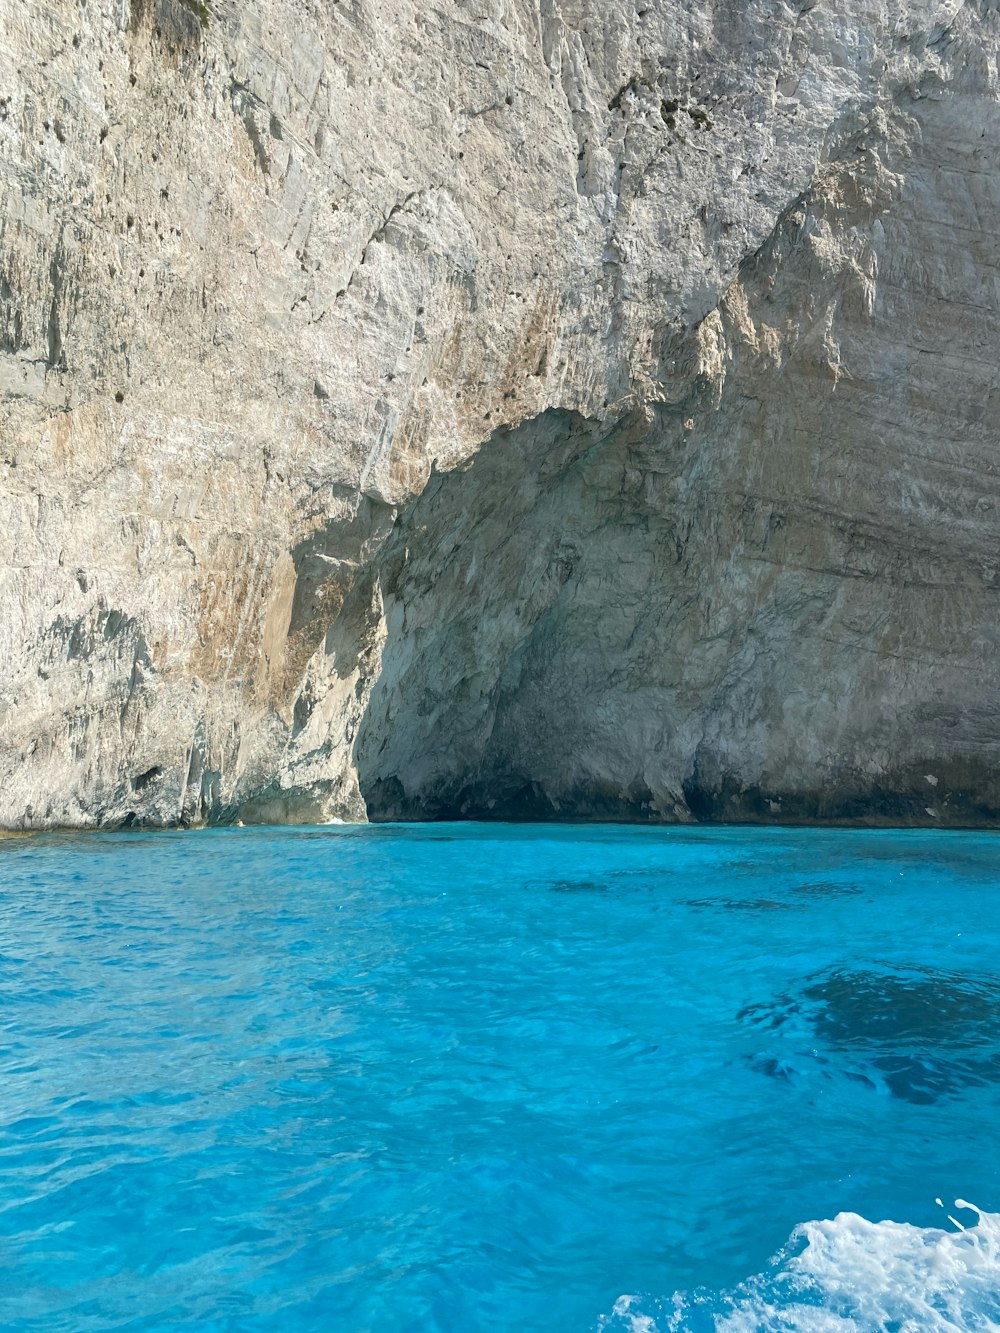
[2,0,1000,826]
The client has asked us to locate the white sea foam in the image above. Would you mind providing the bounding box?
[603,1202,1000,1332]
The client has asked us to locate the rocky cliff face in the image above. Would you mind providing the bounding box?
[2,0,1000,828]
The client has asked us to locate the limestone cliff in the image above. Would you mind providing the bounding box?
[2,0,1000,828]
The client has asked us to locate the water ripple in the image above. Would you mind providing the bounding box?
[0,824,998,1329]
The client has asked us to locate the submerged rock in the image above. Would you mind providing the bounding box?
[3,0,1000,827]
[741,965,1000,1105]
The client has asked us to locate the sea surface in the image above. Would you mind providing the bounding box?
[1,823,999,1331]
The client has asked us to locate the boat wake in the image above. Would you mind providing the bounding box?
[603,1201,1000,1331]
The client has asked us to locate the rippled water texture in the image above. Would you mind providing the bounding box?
[1,824,999,1331]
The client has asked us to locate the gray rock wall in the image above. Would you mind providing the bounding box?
[2,0,999,827]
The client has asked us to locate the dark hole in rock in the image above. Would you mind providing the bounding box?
[132,765,163,793]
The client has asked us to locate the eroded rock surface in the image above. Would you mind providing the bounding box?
[2,0,1000,827]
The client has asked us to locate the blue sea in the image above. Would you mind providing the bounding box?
[1,823,999,1331]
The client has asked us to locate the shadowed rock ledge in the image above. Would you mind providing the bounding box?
[3,0,1000,829]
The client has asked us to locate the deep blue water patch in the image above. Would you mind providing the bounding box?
[0,824,998,1330]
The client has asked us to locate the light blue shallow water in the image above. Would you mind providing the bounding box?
[1,823,999,1331]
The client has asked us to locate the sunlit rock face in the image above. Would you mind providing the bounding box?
[2,0,1000,827]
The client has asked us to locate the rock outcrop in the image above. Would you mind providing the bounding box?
[3,0,1000,827]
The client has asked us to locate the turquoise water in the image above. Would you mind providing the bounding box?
[1,824,999,1331]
